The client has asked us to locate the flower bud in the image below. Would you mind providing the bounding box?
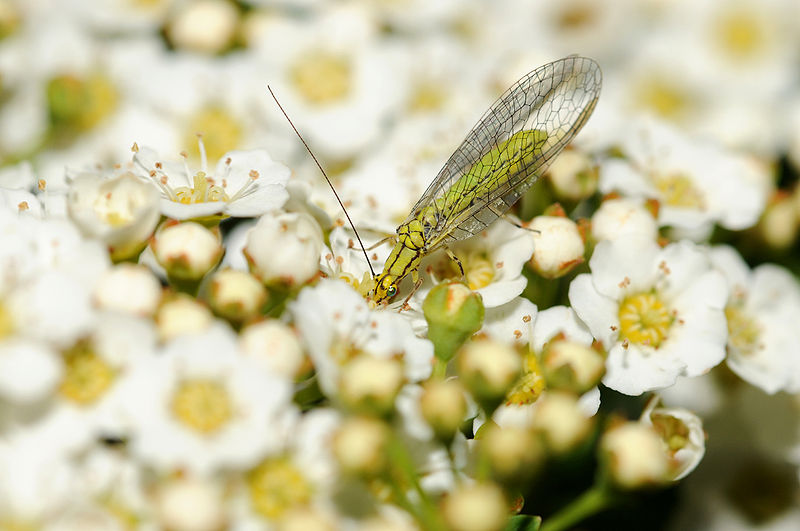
[423,282,484,363]
[92,264,162,317]
[480,423,544,486]
[641,403,705,481]
[156,294,214,342]
[419,379,468,444]
[530,391,593,454]
[591,197,659,243]
[528,216,585,279]
[441,482,507,531]
[339,355,405,417]
[156,476,225,531]
[278,508,337,531]
[546,148,598,201]
[540,339,605,394]
[456,339,521,414]
[600,421,670,489]
[244,211,323,288]
[332,416,391,477]
[759,193,798,250]
[151,221,223,282]
[166,0,239,54]
[239,320,306,379]
[68,172,160,262]
[206,268,267,324]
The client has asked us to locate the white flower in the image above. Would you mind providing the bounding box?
[67,171,160,260]
[482,297,538,346]
[599,117,769,236]
[120,323,293,475]
[253,4,405,159]
[569,237,729,395]
[0,338,61,404]
[151,221,223,281]
[133,142,290,220]
[528,215,585,279]
[290,279,433,398]
[709,245,800,393]
[92,263,163,317]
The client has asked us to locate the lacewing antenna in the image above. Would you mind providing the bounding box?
[267,86,376,278]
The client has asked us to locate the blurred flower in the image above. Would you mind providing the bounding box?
[709,245,800,393]
[569,237,728,395]
[591,196,659,243]
[600,421,671,489]
[600,117,769,237]
[640,399,706,481]
[120,323,293,475]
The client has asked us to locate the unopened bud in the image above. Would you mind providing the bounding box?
[419,379,468,444]
[156,476,225,531]
[600,421,670,489]
[239,320,306,379]
[338,355,405,416]
[760,193,798,250]
[166,0,239,54]
[480,423,544,486]
[332,416,391,477]
[441,482,507,531]
[93,264,162,317]
[528,216,585,279]
[424,282,484,363]
[152,221,223,282]
[156,294,214,342]
[591,197,658,242]
[244,211,323,288]
[530,391,593,454]
[547,148,598,201]
[206,268,267,324]
[456,339,521,414]
[540,339,604,394]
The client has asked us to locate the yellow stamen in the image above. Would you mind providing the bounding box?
[290,50,352,105]
[618,292,673,348]
[247,457,312,519]
[654,174,705,209]
[60,340,115,405]
[725,303,761,357]
[171,379,233,434]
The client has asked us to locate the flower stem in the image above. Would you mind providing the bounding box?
[539,483,616,531]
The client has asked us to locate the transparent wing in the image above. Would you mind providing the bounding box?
[407,56,602,247]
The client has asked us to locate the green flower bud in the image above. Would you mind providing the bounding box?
[423,282,484,364]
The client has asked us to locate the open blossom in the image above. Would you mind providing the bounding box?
[569,237,729,395]
[709,245,800,393]
[290,279,433,397]
[132,141,290,220]
[599,117,768,236]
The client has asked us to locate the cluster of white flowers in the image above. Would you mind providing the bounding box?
[2,0,800,529]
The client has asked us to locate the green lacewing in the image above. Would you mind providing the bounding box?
[371,56,602,302]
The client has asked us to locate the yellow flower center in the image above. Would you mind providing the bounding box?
[434,250,495,290]
[46,73,118,134]
[290,50,352,105]
[171,379,233,434]
[408,82,447,112]
[633,75,692,121]
[172,171,230,205]
[184,107,242,163]
[60,340,115,405]
[0,517,38,531]
[654,173,705,209]
[0,302,14,339]
[0,1,22,40]
[556,3,597,29]
[715,9,767,61]
[618,292,673,348]
[505,353,546,406]
[725,303,761,357]
[248,457,312,519]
